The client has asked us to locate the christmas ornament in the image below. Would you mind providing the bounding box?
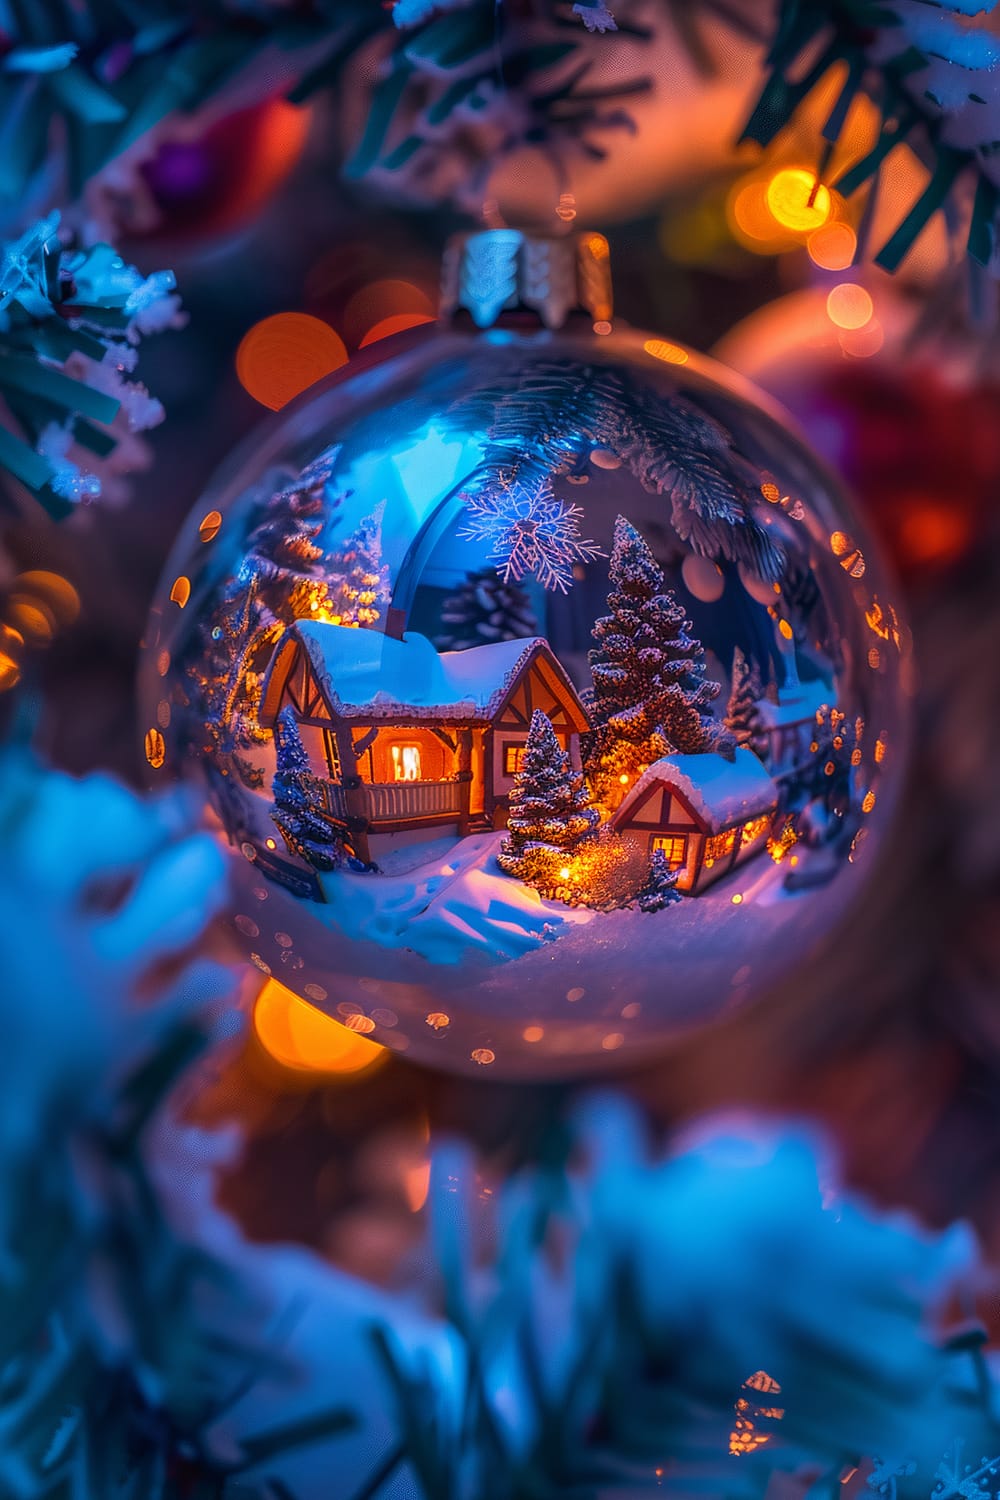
[142,229,910,1077]
[715,285,998,583]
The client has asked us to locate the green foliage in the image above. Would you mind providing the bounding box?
[448,359,783,584]
[0,213,180,515]
[748,0,1000,277]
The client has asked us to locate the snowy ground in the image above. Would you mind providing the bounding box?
[317,832,594,966]
[230,821,871,1076]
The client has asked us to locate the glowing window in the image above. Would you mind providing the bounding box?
[741,815,771,847]
[652,834,687,869]
[504,743,526,776]
[391,744,422,782]
[705,828,737,864]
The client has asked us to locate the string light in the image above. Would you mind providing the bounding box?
[766,168,832,232]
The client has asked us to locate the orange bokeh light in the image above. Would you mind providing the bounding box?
[15,571,80,625]
[808,221,857,270]
[359,313,435,348]
[766,168,832,233]
[253,978,387,1075]
[899,498,971,568]
[236,313,348,411]
[344,279,434,347]
[826,282,874,330]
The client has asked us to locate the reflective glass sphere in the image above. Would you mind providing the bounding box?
[142,316,911,1077]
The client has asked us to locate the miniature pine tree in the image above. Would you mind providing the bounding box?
[636,847,682,913]
[317,504,391,627]
[271,708,343,871]
[806,703,862,820]
[725,647,768,760]
[436,568,538,651]
[499,710,599,878]
[585,517,724,804]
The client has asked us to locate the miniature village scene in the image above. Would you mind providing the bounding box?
[169,354,891,1001]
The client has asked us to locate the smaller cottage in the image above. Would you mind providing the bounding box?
[756,681,831,771]
[611,748,778,894]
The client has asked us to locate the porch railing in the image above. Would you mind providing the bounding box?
[318,777,463,824]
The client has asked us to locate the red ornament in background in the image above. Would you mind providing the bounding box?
[715,287,1000,587]
[811,363,1000,582]
[106,96,312,245]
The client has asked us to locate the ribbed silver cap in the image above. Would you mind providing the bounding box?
[440,228,614,331]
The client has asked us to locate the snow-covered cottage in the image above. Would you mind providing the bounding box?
[610,748,778,894]
[260,621,590,863]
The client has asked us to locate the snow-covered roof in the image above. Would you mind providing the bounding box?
[292,620,551,722]
[620,748,778,831]
[755,680,831,728]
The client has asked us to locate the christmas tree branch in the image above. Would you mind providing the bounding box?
[748,1,1000,281]
[0,212,182,515]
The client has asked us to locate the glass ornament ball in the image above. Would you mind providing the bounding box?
[142,302,911,1078]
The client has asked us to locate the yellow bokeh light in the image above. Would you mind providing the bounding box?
[766,168,832,232]
[826,282,874,330]
[471,1047,495,1066]
[522,1025,544,1043]
[643,338,689,366]
[426,1011,450,1030]
[253,979,386,1075]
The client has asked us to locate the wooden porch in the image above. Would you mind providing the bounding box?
[318,776,464,825]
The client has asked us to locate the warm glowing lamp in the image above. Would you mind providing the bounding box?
[253,978,387,1074]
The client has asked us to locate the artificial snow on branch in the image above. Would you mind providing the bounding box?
[0,213,182,516]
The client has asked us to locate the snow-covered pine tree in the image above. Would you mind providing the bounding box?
[805,703,862,821]
[436,568,538,651]
[498,710,599,896]
[320,503,390,627]
[726,647,768,760]
[586,516,726,805]
[272,708,344,871]
[636,847,682,913]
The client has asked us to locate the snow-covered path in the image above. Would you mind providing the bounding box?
[318,832,593,967]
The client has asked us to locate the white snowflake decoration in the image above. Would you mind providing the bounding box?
[458,478,604,593]
[933,1440,1000,1500]
[866,1457,917,1499]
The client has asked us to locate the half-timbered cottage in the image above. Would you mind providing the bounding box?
[260,621,590,863]
[610,748,778,894]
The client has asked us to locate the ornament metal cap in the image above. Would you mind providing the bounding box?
[440,228,614,331]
